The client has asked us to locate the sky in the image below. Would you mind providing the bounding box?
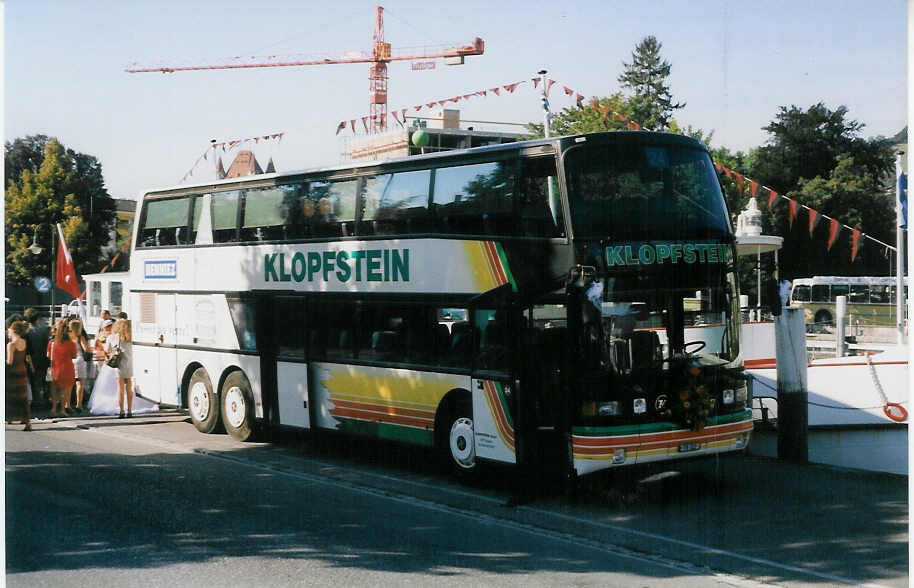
[4,0,908,201]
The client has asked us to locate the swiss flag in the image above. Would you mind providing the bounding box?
[55,224,81,299]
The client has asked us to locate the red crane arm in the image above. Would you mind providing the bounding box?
[125,38,483,74]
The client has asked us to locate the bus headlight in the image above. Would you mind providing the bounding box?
[633,398,647,414]
[722,389,735,405]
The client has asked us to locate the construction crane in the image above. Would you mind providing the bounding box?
[126,6,484,134]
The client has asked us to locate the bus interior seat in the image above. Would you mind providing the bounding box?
[630,330,661,370]
[433,324,451,355]
[450,321,473,357]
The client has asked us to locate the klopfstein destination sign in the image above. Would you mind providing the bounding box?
[264,247,410,284]
[605,242,734,267]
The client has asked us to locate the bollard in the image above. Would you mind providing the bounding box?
[776,307,808,463]
[835,295,846,357]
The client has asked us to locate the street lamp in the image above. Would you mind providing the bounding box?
[28,224,56,320]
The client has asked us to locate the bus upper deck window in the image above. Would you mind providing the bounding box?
[791,285,810,302]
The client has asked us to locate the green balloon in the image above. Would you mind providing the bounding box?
[411,129,429,147]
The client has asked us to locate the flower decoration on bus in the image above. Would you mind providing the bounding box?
[661,360,713,431]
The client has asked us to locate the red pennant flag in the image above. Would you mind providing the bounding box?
[504,82,521,93]
[491,87,501,95]
[632,121,641,130]
[767,189,778,209]
[721,166,731,179]
[391,111,401,126]
[361,117,369,133]
[336,121,346,135]
[349,120,356,132]
[532,77,541,88]
[714,162,722,172]
[575,93,584,108]
[402,108,407,122]
[735,173,744,195]
[808,209,820,236]
[788,199,798,229]
[463,94,473,100]
[427,102,437,109]
[479,90,487,97]
[563,86,574,96]
[55,224,81,299]
[415,105,422,111]
[750,180,759,197]
[451,96,461,102]
[544,79,554,96]
[615,112,627,122]
[851,229,862,261]
[827,218,841,250]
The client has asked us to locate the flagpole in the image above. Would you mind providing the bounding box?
[896,151,906,345]
[51,224,57,323]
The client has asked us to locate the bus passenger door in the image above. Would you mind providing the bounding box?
[262,295,309,429]
[156,293,180,406]
[470,307,518,466]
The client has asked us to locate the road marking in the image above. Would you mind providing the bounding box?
[83,424,892,588]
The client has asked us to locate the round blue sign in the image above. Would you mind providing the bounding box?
[34,276,51,293]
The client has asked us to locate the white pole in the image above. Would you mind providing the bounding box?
[538,69,551,138]
[896,151,905,345]
[756,245,761,317]
[835,295,846,357]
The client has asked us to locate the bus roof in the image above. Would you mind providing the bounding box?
[792,276,907,287]
[140,130,709,200]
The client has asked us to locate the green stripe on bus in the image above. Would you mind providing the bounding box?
[493,381,514,429]
[573,410,752,437]
[336,419,434,447]
[495,242,518,292]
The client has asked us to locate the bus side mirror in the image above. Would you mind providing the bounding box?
[766,278,781,317]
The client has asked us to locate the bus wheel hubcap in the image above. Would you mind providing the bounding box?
[449,417,475,469]
[190,382,209,421]
[225,386,246,429]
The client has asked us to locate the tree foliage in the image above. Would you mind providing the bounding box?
[617,36,684,131]
[5,136,117,287]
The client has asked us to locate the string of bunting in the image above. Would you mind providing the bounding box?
[712,161,896,262]
[180,132,284,183]
[334,74,889,262]
[336,75,592,135]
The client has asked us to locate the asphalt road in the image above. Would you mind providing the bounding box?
[5,412,909,587]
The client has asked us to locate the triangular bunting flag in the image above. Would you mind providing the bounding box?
[336,121,346,135]
[361,117,369,133]
[491,87,501,95]
[391,111,401,126]
[575,93,584,109]
[504,82,520,93]
[563,86,574,96]
[735,173,744,195]
[532,77,541,88]
[631,121,641,130]
[788,199,798,229]
[349,120,356,132]
[827,218,841,250]
[767,189,778,209]
[427,102,437,109]
[808,209,820,236]
[851,229,862,262]
[750,180,759,197]
[544,79,554,96]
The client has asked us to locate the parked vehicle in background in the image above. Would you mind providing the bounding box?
[790,276,908,328]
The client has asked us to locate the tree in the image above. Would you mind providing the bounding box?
[5,137,117,287]
[617,36,684,131]
[749,103,893,194]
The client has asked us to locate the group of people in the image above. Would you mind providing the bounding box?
[5,307,136,431]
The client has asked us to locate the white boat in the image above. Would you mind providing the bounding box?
[742,321,908,475]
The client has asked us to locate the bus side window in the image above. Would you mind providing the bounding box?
[212,190,241,243]
[432,161,515,236]
[791,284,810,302]
[830,284,849,302]
[849,285,869,303]
[871,286,888,303]
[138,196,191,248]
[475,308,509,371]
[311,300,354,360]
[240,185,296,242]
[361,170,431,236]
[310,179,357,238]
[811,285,829,303]
[519,156,565,238]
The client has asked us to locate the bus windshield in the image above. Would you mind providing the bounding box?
[565,142,731,240]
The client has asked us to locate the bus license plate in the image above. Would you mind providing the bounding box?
[678,442,701,453]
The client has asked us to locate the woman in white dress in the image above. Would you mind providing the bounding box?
[89,319,157,417]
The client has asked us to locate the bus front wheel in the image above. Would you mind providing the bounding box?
[441,397,479,481]
[814,309,833,328]
[221,371,255,442]
[188,368,220,434]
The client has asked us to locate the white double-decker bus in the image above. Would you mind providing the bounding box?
[129,131,752,480]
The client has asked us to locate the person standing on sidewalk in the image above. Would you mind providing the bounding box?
[7,320,33,430]
[24,309,50,409]
[103,319,134,418]
[69,318,91,413]
[48,319,76,417]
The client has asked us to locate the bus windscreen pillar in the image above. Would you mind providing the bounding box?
[776,307,808,463]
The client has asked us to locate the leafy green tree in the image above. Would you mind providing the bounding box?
[617,36,684,131]
[5,137,117,287]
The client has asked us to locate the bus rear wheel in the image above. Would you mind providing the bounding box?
[221,371,255,442]
[188,368,220,434]
[814,309,833,329]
